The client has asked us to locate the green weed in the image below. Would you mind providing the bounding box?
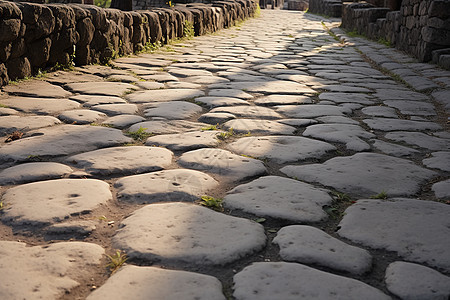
[183,20,195,39]
[199,196,223,212]
[332,191,351,202]
[127,127,152,142]
[106,250,128,273]
[370,191,388,199]
[201,124,219,131]
[217,128,234,140]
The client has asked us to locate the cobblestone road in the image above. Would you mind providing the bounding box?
[0,9,449,300]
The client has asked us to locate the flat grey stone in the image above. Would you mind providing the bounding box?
[115,169,218,202]
[281,153,437,198]
[46,220,96,235]
[431,89,450,110]
[319,92,374,105]
[65,82,137,96]
[198,112,236,124]
[44,70,103,85]
[87,265,225,300]
[0,97,80,114]
[168,67,213,77]
[385,261,450,300]
[141,73,179,82]
[102,115,146,128]
[385,131,450,151]
[143,101,203,119]
[338,198,450,272]
[228,136,336,163]
[0,107,18,115]
[209,80,316,94]
[273,225,372,274]
[276,105,351,118]
[178,148,267,182]
[2,179,112,225]
[194,97,249,107]
[126,89,204,103]
[184,75,230,85]
[0,241,104,300]
[146,131,222,151]
[59,109,107,125]
[233,262,390,300]
[303,124,375,151]
[361,106,398,118]
[128,120,207,135]
[107,74,139,83]
[363,118,441,131]
[208,89,253,99]
[277,118,318,126]
[3,80,72,98]
[223,119,296,135]
[432,179,450,199]
[0,125,132,163]
[113,203,266,265]
[0,115,61,135]
[374,89,429,101]
[165,81,202,89]
[210,106,281,119]
[371,139,420,157]
[66,146,173,175]
[0,162,73,185]
[254,95,313,106]
[321,85,371,93]
[423,151,450,172]
[134,81,165,90]
[113,56,172,67]
[91,104,138,116]
[224,176,332,222]
[69,95,127,107]
[316,116,359,124]
[403,76,440,92]
[384,100,436,116]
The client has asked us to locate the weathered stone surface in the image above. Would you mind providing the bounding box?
[66,146,173,175]
[384,100,436,116]
[423,151,450,172]
[273,225,372,274]
[0,241,104,300]
[321,85,371,93]
[65,82,137,96]
[146,131,221,151]
[278,118,318,127]
[319,92,374,105]
[0,97,80,114]
[46,220,96,236]
[135,81,165,89]
[233,262,390,300]
[208,89,253,99]
[385,261,450,300]
[0,125,132,163]
[178,148,267,182]
[276,104,351,118]
[2,80,72,98]
[128,120,207,135]
[194,96,249,107]
[0,115,61,135]
[281,153,437,198]
[432,179,450,199]
[363,118,442,131]
[113,203,266,265]
[254,95,313,106]
[228,136,336,163]
[0,107,18,115]
[210,106,282,119]
[338,198,450,271]
[362,106,398,118]
[223,119,296,135]
[374,89,429,101]
[115,169,218,202]
[87,265,226,300]
[371,139,420,157]
[198,112,236,124]
[59,109,107,125]
[69,95,127,107]
[209,80,316,94]
[144,101,203,119]
[126,89,204,103]
[224,176,332,222]
[385,131,450,150]
[0,162,72,185]
[91,104,138,116]
[102,115,146,128]
[2,179,112,225]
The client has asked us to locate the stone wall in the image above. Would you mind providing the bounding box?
[308,0,342,17]
[0,0,257,86]
[287,0,308,11]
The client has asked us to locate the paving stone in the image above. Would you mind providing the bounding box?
[210,106,281,119]
[69,95,127,107]
[46,220,97,236]
[107,74,140,83]
[2,80,72,98]
[87,265,226,300]
[276,104,351,118]
[402,76,440,92]
[224,176,332,222]
[363,118,442,131]
[228,136,336,163]
[0,115,61,135]
[0,162,73,185]
[102,115,146,128]
[2,179,112,225]
[431,89,450,110]
[385,131,450,151]
[113,56,172,67]
[165,81,202,89]
[59,109,107,125]
[135,81,165,90]
[385,261,450,300]
[277,119,318,126]
[167,67,213,77]
[126,89,205,103]
[374,89,429,101]
[254,95,312,106]
[146,131,222,151]
[198,112,236,124]
[112,203,266,264]
[423,151,450,172]
[64,82,137,96]
[178,148,267,182]
[115,169,218,202]
[91,104,138,116]
[184,75,230,85]
[0,107,18,115]
[233,262,390,300]
[66,146,173,175]
[140,73,179,82]
[194,96,250,107]
[303,124,375,151]
[273,225,372,274]
[208,89,254,99]
[338,198,450,272]
[209,80,316,94]
[316,116,359,124]
[371,139,420,157]
[281,153,437,198]
[0,125,132,163]
[44,70,104,85]
[143,101,203,119]
[223,119,296,135]
[128,120,207,135]
[361,106,398,118]
[0,97,80,114]
[432,179,450,199]
[321,85,371,93]
[383,100,436,116]
[0,241,104,300]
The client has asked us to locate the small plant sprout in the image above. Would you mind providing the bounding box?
[201,124,219,131]
[199,196,223,212]
[127,127,152,142]
[332,191,351,202]
[217,128,234,140]
[371,191,388,199]
[0,201,4,211]
[106,250,128,273]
